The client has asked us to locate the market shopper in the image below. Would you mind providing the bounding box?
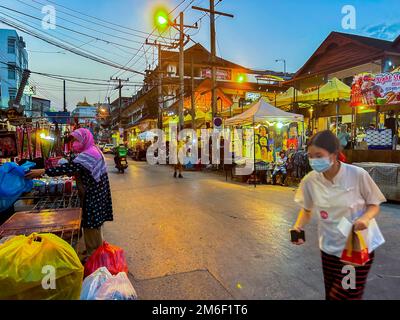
[272,151,287,186]
[292,130,386,300]
[25,128,113,259]
[337,124,350,149]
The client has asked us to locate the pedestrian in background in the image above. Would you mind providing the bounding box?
[338,124,350,149]
[291,130,386,300]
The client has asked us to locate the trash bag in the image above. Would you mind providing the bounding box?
[95,272,137,300]
[84,241,128,278]
[80,267,112,300]
[0,233,84,300]
[0,161,36,212]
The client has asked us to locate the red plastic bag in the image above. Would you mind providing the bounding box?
[84,241,128,278]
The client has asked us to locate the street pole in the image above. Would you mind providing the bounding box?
[63,80,67,112]
[191,57,196,130]
[110,77,129,143]
[179,11,185,131]
[192,3,233,127]
[158,44,163,130]
[210,0,217,123]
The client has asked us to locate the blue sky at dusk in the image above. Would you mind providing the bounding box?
[1,0,400,109]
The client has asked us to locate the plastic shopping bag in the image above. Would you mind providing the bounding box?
[340,230,371,267]
[80,267,112,300]
[84,241,128,277]
[0,161,36,212]
[95,272,137,300]
[0,233,84,300]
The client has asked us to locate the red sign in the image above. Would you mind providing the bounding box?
[351,72,400,107]
[201,68,232,81]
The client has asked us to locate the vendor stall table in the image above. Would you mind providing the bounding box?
[353,162,400,202]
[0,208,82,248]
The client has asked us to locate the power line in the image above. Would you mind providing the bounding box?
[0,5,145,51]
[0,15,145,75]
[36,0,176,41]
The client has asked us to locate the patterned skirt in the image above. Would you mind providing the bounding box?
[321,250,375,300]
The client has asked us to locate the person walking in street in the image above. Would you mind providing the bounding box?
[338,124,350,149]
[26,128,114,260]
[291,130,386,300]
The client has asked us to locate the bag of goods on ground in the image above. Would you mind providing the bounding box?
[95,272,137,300]
[0,233,84,300]
[80,267,112,300]
[84,241,128,277]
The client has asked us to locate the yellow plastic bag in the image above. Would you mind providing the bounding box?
[0,233,84,300]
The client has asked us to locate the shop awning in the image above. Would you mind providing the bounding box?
[224,98,304,126]
[300,77,351,102]
[274,87,301,107]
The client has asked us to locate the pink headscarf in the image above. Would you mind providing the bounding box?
[70,128,107,181]
[71,128,102,159]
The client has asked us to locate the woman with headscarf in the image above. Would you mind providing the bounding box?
[26,128,113,257]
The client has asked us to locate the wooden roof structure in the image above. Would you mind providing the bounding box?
[286,31,400,84]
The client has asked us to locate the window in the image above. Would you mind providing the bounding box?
[8,88,17,101]
[7,37,16,54]
[8,63,16,80]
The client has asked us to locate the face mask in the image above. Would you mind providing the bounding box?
[72,141,84,153]
[309,157,333,173]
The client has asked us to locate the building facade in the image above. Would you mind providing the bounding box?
[30,96,51,118]
[71,97,98,125]
[0,29,30,111]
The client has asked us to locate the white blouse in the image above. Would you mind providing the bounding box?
[295,162,386,257]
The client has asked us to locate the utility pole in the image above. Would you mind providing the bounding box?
[178,11,185,131]
[151,13,197,131]
[110,77,129,141]
[63,80,67,112]
[191,57,196,130]
[145,40,177,129]
[193,2,233,126]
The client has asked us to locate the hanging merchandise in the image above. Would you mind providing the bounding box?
[34,122,42,159]
[95,272,137,300]
[80,267,112,300]
[0,161,36,212]
[84,241,129,277]
[0,233,84,300]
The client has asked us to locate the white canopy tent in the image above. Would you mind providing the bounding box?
[224,98,304,126]
[224,99,305,187]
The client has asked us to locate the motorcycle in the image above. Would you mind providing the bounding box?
[114,155,129,173]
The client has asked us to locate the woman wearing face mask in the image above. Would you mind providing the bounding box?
[26,128,114,259]
[292,130,386,300]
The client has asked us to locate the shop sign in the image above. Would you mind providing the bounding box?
[245,92,261,101]
[351,72,400,107]
[201,68,232,81]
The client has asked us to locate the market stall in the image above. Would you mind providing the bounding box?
[224,98,305,186]
[349,71,400,201]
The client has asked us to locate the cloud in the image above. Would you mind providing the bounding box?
[362,22,400,40]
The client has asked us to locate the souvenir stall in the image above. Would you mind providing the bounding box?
[349,72,400,201]
[224,99,305,186]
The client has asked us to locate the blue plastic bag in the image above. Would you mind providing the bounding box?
[0,161,36,212]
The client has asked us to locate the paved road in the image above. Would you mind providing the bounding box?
[103,156,400,300]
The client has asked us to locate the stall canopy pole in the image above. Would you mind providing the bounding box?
[336,99,340,136]
[253,115,256,188]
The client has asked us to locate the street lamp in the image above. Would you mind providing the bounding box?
[275,59,287,76]
[154,7,170,32]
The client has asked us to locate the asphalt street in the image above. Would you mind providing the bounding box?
[103,156,400,300]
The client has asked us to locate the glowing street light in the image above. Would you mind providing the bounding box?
[154,7,170,32]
